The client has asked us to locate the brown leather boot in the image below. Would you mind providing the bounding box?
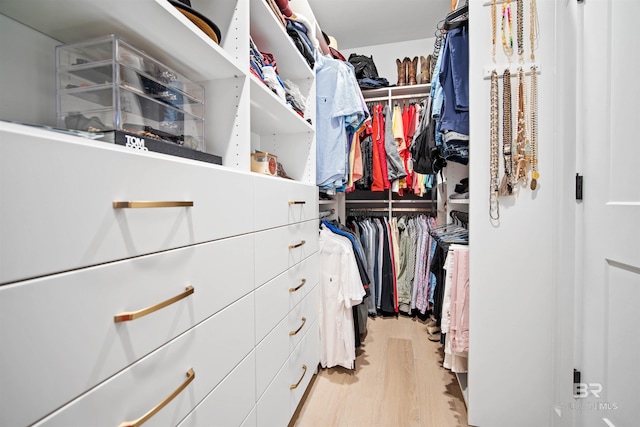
[396,58,407,86]
[420,55,431,84]
[408,56,418,85]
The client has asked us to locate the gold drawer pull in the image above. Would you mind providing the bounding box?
[290,364,307,390]
[288,201,306,205]
[114,286,194,323]
[119,368,195,427]
[288,240,306,249]
[113,201,194,209]
[289,317,307,336]
[289,279,306,293]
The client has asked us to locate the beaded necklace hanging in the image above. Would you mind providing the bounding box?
[529,67,539,189]
[514,67,528,184]
[490,70,500,218]
[499,69,513,196]
[501,0,513,61]
[530,0,540,61]
[490,0,500,218]
[529,0,540,189]
[517,0,524,62]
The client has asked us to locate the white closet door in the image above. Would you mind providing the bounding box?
[577,1,640,426]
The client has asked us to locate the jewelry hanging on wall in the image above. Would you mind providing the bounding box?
[490,70,500,219]
[517,0,524,63]
[499,69,513,196]
[490,0,501,218]
[529,64,539,190]
[491,0,497,60]
[501,0,513,61]
[529,0,540,190]
[514,67,528,185]
[530,0,540,61]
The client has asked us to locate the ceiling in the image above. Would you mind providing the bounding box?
[307,0,453,50]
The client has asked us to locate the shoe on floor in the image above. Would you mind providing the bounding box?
[427,324,441,335]
[428,332,441,342]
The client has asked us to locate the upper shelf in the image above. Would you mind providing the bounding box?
[249,0,314,82]
[249,75,313,135]
[361,83,432,100]
[0,0,244,82]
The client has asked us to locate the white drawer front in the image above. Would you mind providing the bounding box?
[256,360,292,427]
[255,252,319,344]
[290,320,320,411]
[240,407,257,427]
[32,293,255,427]
[255,287,319,400]
[254,220,319,287]
[177,352,256,427]
[0,124,255,284]
[0,236,253,427]
[288,283,320,351]
[256,320,319,427]
[256,314,291,399]
[254,176,318,231]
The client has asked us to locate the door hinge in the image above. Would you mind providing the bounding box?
[575,174,583,200]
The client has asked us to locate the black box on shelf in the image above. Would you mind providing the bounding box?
[112,130,222,165]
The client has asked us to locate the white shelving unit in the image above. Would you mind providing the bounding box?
[0,1,321,426]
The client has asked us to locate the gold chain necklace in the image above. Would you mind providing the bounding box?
[514,67,528,184]
[517,0,524,62]
[530,0,540,61]
[490,70,500,218]
[501,0,513,61]
[492,0,497,60]
[499,69,513,196]
[529,65,539,189]
[513,67,527,184]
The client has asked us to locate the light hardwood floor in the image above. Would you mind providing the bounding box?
[290,315,469,427]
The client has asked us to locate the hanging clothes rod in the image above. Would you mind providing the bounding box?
[348,207,433,213]
[346,199,432,204]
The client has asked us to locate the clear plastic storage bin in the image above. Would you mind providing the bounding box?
[56,34,206,153]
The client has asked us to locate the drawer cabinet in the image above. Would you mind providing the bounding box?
[177,352,256,427]
[0,235,254,427]
[254,176,318,231]
[256,284,319,398]
[257,320,320,427]
[0,122,255,284]
[31,294,255,427]
[254,219,320,287]
[255,252,319,344]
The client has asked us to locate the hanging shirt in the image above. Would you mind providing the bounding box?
[383,104,406,184]
[370,106,385,191]
[439,25,469,135]
[319,227,366,369]
[316,54,367,189]
[373,104,391,190]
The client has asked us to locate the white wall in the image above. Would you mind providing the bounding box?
[340,38,435,86]
[468,1,559,426]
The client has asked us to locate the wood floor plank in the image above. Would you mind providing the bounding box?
[378,337,421,427]
[290,315,469,427]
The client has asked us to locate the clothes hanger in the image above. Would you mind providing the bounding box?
[444,3,468,31]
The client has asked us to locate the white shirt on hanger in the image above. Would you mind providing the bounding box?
[319,226,366,369]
